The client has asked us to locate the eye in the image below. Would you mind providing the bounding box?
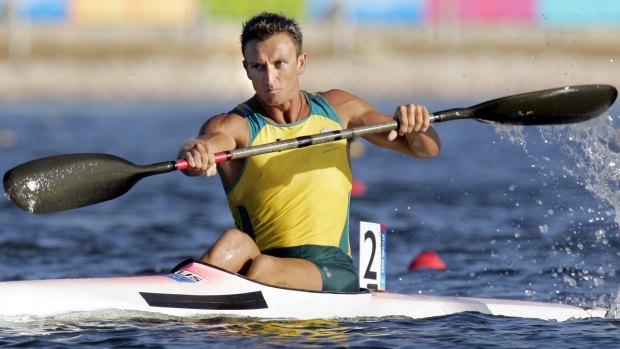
[275,61,286,68]
[250,63,264,71]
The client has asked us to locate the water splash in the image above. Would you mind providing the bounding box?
[539,114,620,227]
[493,113,620,307]
[496,113,620,227]
[493,124,526,151]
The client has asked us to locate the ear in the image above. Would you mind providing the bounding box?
[297,53,307,75]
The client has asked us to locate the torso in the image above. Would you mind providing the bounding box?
[216,89,362,187]
[224,91,353,254]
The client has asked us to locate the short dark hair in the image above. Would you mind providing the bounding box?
[240,12,303,56]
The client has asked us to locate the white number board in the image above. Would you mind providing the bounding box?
[359,221,386,291]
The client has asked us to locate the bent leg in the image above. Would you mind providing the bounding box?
[246,254,323,291]
[200,229,260,274]
[200,229,323,290]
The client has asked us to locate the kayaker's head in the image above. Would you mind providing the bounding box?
[241,12,307,108]
[241,12,303,57]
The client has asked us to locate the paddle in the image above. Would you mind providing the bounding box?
[4,84,617,214]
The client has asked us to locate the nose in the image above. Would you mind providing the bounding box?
[265,65,278,88]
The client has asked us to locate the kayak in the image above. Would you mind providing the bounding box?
[0,259,608,322]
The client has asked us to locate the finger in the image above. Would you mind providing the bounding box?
[205,144,217,176]
[387,129,398,141]
[396,105,408,136]
[412,105,424,132]
[420,106,431,132]
[407,104,417,133]
[187,149,203,170]
[186,144,206,171]
[205,163,218,177]
[184,150,196,168]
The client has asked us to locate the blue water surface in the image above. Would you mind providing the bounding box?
[1,99,620,348]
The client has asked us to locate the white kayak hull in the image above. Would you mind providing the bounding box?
[0,260,607,322]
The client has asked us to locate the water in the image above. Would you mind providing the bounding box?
[1,99,620,347]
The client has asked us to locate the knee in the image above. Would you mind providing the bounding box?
[246,255,273,280]
[216,229,255,250]
[201,228,258,266]
[224,229,256,244]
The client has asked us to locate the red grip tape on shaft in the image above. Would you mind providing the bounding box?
[176,152,229,171]
[175,159,189,170]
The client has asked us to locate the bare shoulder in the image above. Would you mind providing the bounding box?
[198,111,249,148]
[199,112,247,136]
[319,89,383,127]
[319,89,361,107]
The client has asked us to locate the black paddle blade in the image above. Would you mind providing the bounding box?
[3,153,175,214]
[434,85,618,125]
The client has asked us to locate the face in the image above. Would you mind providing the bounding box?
[243,33,306,107]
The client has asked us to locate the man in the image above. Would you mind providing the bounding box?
[179,12,440,292]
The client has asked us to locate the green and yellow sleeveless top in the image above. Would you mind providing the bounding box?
[226,91,353,255]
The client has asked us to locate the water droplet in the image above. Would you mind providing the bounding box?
[539,224,549,234]
[562,275,577,287]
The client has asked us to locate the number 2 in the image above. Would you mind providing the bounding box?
[363,230,377,280]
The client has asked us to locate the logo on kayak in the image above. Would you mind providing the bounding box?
[167,270,206,283]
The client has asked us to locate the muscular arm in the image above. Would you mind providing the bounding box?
[177,113,248,180]
[322,89,441,159]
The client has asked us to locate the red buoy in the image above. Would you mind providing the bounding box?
[351,178,367,197]
[408,250,446,271]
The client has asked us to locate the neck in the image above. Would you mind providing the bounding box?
[253,92,305,124]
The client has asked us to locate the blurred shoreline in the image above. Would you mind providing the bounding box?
[0,23,618,102]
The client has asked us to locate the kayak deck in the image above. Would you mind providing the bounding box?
[0,259,608,322]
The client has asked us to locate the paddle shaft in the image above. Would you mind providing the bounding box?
[210,119,399,164]
[178,107,480,168]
